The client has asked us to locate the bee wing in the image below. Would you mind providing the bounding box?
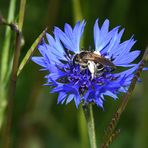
[93,54,115,67]
[95,57,115,67]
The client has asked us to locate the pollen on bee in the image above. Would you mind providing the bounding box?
[87,60,96,79]
[94,51,101,55]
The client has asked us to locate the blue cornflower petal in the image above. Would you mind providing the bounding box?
[113,50,141,65]
[54,20,86,53]
[51,84,64,93]
[37,44,60,64]
[108,37,136,57]
[46,33,66,59]
[66,94,75,104]
[58,92,67,104]
[101,19,109,36]
[94,19,120,52]
[95,97,104,108]
[32,19,147,109]
[103,91,118,100]
[105,28,125,56]
[32,57,47,69]
[143,67,148,70]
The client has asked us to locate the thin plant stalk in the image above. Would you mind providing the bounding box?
[72,0,83,22]
[18,0,26,31]
[101,47,148,148]
[0,0,16,130]
[2,0,26,147]
[83,104,97,148]
[0,0,16,83]
[3,29,22,148]
[17,27,47,76]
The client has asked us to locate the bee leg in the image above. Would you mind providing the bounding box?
[87,61,96,79]
[80,63,87,71]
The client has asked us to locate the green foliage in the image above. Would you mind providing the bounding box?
[0,0,148,148]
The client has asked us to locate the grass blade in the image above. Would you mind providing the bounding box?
[17,28,47,76]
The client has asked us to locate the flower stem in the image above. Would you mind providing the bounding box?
[83,104,97,148]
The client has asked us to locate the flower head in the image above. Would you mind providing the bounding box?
[32,19,142,108]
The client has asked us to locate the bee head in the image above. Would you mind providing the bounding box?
[73,54,80,65]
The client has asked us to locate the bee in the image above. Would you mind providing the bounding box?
[73,51,116,79]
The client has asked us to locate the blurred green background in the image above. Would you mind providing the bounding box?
[0,0,148,148]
